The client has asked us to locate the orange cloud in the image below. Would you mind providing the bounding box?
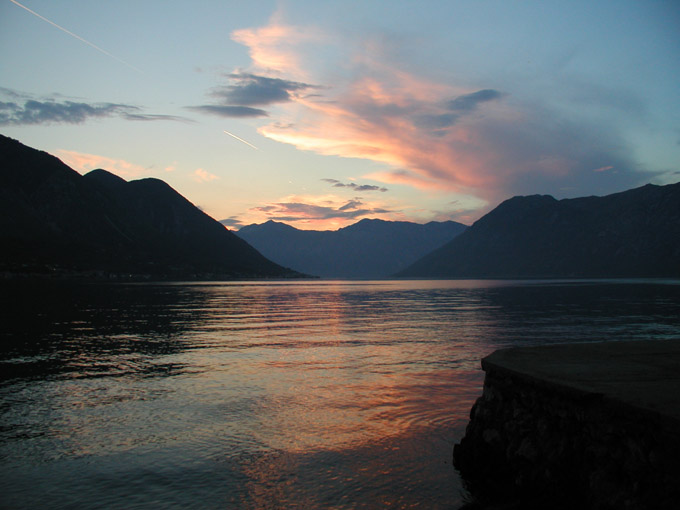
[243,193,400,230]
[231,15,325,79]
[231,28,509,197]
[192,168,219,183]
[259,83,502,193]
[56,149,148,178]
[231,18,640,209]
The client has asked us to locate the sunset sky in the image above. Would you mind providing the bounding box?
[2,0,679,229]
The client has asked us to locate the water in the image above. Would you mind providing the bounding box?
[1,279,679,509]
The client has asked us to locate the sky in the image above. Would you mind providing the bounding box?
[1,0,679,230]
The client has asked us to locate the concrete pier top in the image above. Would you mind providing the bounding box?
[482,339,680,426]
[456,339,680,508]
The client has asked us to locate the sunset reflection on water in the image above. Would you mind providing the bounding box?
[2,279,679,509]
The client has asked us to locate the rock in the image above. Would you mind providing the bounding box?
[453,342,680,509]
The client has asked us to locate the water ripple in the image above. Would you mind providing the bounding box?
[1,279,679,508]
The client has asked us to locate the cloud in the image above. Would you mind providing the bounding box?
[215,73,319,106]
[56,150,148,178]
[217,16,653,218]
[0,90,188,125]
[0,87,30,99]
[188,72,319,119]
[186,104,268,118]
[414,112,461,130]
[322,178,388,192]
[447,89,503,112]
[219,217,243,229]
[338,199,364,211]
[122,112,190,122]
[254,68,512,195]
[252,201,369,221]
[248,195,392,227]
[231,17,326,77]
[414,89,504,130]
[0,99,130,125]
[192,168,220,183]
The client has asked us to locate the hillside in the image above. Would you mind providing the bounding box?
[0,134,301,278]
[397,183,680,278]
[236,218,467,278]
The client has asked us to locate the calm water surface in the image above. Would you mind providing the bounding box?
[1,279,679,509]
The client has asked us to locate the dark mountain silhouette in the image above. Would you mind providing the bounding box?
[398,182,680,278]
[236,218,467,278]
[0,134,301,278]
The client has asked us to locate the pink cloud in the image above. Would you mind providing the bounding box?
[231,18,641,211]
[243,193,399,230]
[259,78,509,194]
[231,15,325,78]
[192,168,219,183]
[56,149,148,178]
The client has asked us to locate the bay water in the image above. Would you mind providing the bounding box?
[1,279,679,509]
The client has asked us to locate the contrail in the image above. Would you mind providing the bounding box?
[223,130,259,150]
[9,0,143,74]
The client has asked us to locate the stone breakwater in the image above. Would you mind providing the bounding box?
[453,340,680,510]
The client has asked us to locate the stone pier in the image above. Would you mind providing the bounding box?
[453,340,680,510]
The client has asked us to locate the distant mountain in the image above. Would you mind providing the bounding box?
[0,134,301,278]
[397,183,680,278]
[236,218,467,278]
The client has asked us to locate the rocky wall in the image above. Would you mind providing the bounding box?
[453,363,680,509]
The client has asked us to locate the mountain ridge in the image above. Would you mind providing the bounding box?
[236,218,467,278]
[0,134,302,279]
[397,182,680,278]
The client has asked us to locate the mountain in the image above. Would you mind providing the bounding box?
[397,183,680,278]
[0,134,301,278]
[236,218,467,278]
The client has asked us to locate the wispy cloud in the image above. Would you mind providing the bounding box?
[1,99,129,125]
[255,71,513,195]
[186,105,268,118]
[0,91,188,126]
[0,87,30,100]
[227,18,649,206]
[252,200,374,221]
[416,89,504,131]
[247,194,393,229]
[448,89,504,112]
[122,112,189,122]
[322,179,388,192]
[192,168,220,183]
[219,217,243,229]
[230,16,326,77]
